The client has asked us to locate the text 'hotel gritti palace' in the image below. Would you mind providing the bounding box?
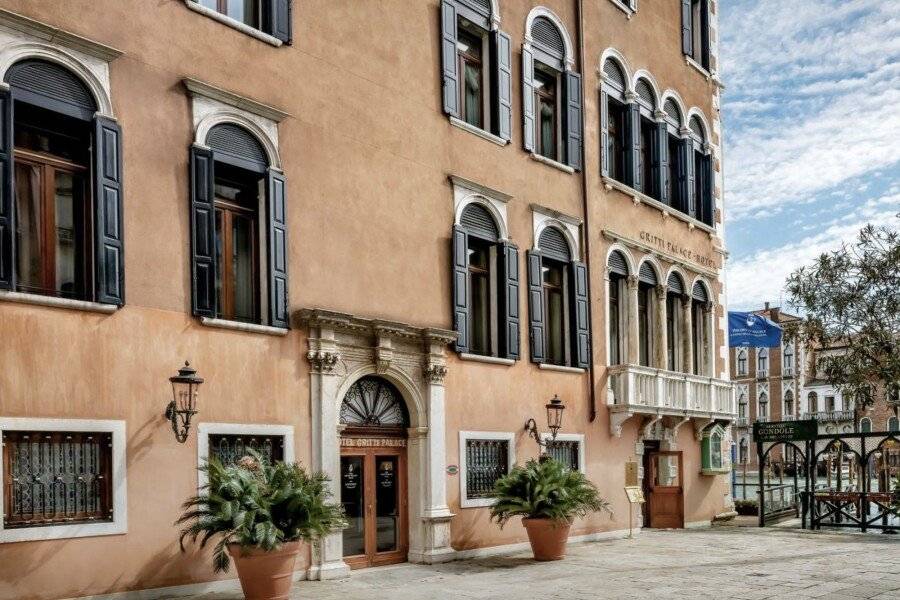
[0,1,735,598]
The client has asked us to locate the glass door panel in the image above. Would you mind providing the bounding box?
[340,456,366,557]
[375,455,399,553]
[653,453,681,488]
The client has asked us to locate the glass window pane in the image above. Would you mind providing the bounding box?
[231,213,255,322]
[226,0,259,28]
[14,162,43,292]
[54,171,77,297]
[544,263,564,365]
[539,98,555,158]
[340,456,366,557]
[654,454,680,487]
[470,271,490,354]
[375,456,399,553]
[214,209,224,315]
[463,62,482,127]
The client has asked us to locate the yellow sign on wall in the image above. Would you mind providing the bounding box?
[625,461,639,487]
[624,486,645,504]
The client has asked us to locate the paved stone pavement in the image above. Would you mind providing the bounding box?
[198,526,900,600]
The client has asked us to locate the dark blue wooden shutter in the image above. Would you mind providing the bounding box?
[499,241,519,360]
[625,103,641,190]
[527,250,545,363]
[570,261,590,369]
[452,225,469,353]
[267,169,289,328]
[0,88,12,290]
[491,30,512,141]
[269,0,292,43]
[94,116,125,305]
[681,0,693,56]
[656,122,669,205]
[564,71,583,170]
[599,90,610,177]
[522,46,535,152]
[190,146,216,317]
[684,139,696,218]
[441,1,460,118]
[702,154,713,225]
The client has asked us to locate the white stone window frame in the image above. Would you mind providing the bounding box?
[608,0,637,19]
[197,422,295,489]
[459,430,515,508]
[183,0,283,47]
[539,432,585,474]
[531,204,582,261]
[0,417,127,543]
[451,175,511,242]
[736,348,748,376]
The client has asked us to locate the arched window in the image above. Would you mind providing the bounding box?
[784,389,794,418]
[662,98,684,209]
[691,281,710,375]
[757,347,769,374]
[736,349,748,376]
[440,0,512,140]
[758,392,769,418]
[523,13,581,168]
[607,249,629,366]
[888,416,899,432]
[688,115,713,226]
[600,58,627,184]
[637,261,658,367]
[340,376,410,430]
[452,203,518,359]
[192,0,293,43]
[859,417,872,433]
[528,226,588,367]
[807,391,818,415]
[190,122,289,327]
[665,271,684,371]
[1,59,124,305]
[739,438,749,464]
[783,343,794,375]
[633,77,663,201]
[738,393,747,419]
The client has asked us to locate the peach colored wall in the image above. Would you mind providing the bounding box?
[0,1,729,598]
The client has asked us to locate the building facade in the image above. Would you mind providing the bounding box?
[0,1,733,598]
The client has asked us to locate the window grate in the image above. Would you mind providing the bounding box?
[460,203,499,241]
[2,431,112,529]
[539,227,571,262]
[602,59,625,89]
[208,433,285,467]
[531,17,565,59]
[465,439,508,498]
[546,440,579,471]
[663,99,682,126]
[634,79,656,109]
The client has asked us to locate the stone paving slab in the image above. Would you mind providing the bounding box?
[191,527,900,600]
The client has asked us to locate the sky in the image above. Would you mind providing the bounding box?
[720,0,900,312]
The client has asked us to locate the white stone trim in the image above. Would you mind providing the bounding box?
[188,84,283,170]
[0,417,127,543]
[597,48,632,92]
[607,0,636,19]
[0,290,118,314]
[601,177,716,235]
[529,151,575,173]
[539,432,586,473]
[451,176,510,241]
[183,78,289,123]
[631,69,662,108]
[532,207,582,261]
[199,317,288,337]
[523,6,575,71]
[459,353,515,366]
[686,107,711,143]
[453,526,636,559]
[449,116,508,146]
[538,363,586,375]
[685,55,712,80]
[0,9,122,62]
[197,422,295,489]
[459,430,515,508]
[183,0,282,47]
[659,89,687,126]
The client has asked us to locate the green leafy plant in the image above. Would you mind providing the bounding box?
[489,458,612,528]
[176,452,346,572]
[734,499,758,516]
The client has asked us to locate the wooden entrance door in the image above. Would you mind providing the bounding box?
[647,451,684,528]
[340,446,408,568]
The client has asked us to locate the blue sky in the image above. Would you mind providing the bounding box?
[720,0,900,311]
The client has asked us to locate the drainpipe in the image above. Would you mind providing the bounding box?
[576,0,598,423]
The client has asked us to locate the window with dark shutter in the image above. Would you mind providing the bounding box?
[2,431,113,529]
[465,438,509,499]
[607,250,629,366]
[208,433,285,466]
[191,123,288,327]
[600,59,628,182]
[192,0,292,43]
[1,60,125,305]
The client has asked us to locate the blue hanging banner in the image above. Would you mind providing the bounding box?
[728,311,783,348]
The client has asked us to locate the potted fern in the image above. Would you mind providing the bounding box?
[176,453,345,600]
[490,458,611,561]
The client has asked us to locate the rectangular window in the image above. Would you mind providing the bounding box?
[666,293,678,371]
[534,67,558,161]
[198,0,261,29]
[639,118,655,198]
[607,99,626,182]
[2,431,113,529]
[543,260,568,366]
[546,439,580,471]
[468,238,493,355]
[213,166,261,324]
[464,438,509,500]
[457,23,485,129]
[609,276,622,366]
[690,0,710,70]
[638,283,652,367]
[207,433,285,466]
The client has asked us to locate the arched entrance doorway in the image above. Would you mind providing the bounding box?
[339,376,410,568]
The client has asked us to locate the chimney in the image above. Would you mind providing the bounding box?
[764,301,770,311]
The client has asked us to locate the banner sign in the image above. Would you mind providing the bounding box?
[728,311,783,348]
[753,419,817,443]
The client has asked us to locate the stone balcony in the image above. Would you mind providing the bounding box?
[607,364,735,437]
[803,410,855,422]
[735,416,750,428]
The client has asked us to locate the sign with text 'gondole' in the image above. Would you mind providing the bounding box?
[753,419,817,443]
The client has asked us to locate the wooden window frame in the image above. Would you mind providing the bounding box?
[466,237,497,357]
[456,23,487,131]
[534,67,559,162]
[214,196,260,324]
[542,257,570,367]
[608,274,622,366]
[206,0,262,29]
[607,98,626,183]
[13,149,91,300]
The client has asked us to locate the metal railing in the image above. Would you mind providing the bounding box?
[735,416,749,427]
[607,364,735,416]
[803,410,854,422]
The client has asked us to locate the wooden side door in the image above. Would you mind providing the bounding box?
[340,446,408,568]
[647,451,684,529]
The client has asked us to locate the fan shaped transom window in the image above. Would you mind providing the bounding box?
[340,376,410,428]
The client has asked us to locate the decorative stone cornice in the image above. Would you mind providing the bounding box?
[0,9,123,62]
[182,77,290,123]
[297,308,457,346]
[307,350,340,374]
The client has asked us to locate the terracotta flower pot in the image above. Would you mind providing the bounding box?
[227,541,301,600]
[522,518,571,561]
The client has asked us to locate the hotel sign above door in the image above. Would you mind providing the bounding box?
[753,420,817,443]
[639,231,717,269]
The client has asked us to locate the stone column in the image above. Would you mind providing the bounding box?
[705,304,716,377]
[656,284,668,370]
[681,294,693,374]
[627,275,640,365]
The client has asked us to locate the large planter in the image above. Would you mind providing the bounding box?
[522,518,571,561]
[227,541,301,600]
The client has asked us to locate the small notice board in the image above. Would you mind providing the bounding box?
[624,486,645,504]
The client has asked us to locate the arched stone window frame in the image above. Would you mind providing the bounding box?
[605,243,634,367]
[806,391,818,415]
[686,107,714,226]
[783,388,795,418]
[635,256,664,368]
[736,348,748,376]
[689,276,714,377]
[630,71,666,202]
[859,417,872,433]
[758,347,769,374]
[598,49,632,185]
[663,266,689,372]
[782,342,795,375]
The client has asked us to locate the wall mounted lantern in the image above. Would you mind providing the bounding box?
[524,395,566,452]
[165,361,203,443]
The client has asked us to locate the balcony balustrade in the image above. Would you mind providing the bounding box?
[803,410,854,422]
[781,414,797,421]
[756,415,769,423]
[607,364,735,437]
[735,416,749,428]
